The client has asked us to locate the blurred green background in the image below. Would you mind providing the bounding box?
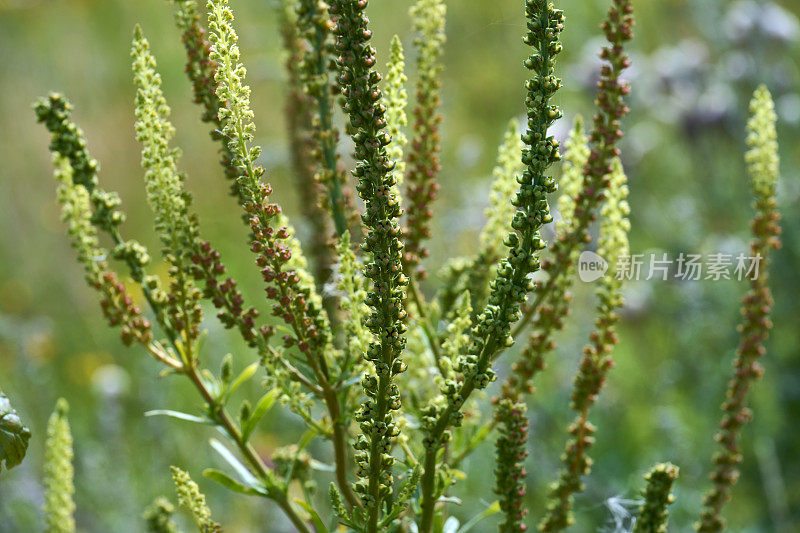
[1,0,799,531]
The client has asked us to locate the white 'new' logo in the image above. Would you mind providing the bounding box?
[578,251,608,282]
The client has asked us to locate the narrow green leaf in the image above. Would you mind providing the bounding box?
[308,459,336,472]
[145,409,210,424]
[457,501,500,533]
[203,468,266,496]
[294,499,329,533]
[241,389,279,442]
[208,438,260,489]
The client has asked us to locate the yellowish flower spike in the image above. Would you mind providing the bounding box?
[44,399,75,533]
[171,466,221,533]
[746,85,779,204]
[479,119,525,257]
[206,0,332,359]
[336,231,372,372]
[598,157,631,277]
[385,35,409,196]
[556,116,590,236]
[440,291,472,379]
[132,25,203,345]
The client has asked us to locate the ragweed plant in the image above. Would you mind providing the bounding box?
[19,0,785,532]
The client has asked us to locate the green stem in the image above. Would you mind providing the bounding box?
[310,4,348,237]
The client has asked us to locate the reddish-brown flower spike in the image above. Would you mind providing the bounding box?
[277,0,334,285]
[697,85,781,533]
[494,399,530,533]
[402,0,446,280]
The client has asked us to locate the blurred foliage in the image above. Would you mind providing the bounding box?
[0,0,798,531]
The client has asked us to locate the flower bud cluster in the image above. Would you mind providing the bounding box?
[403,0,446,279]
[698,86,782,533]
[634,463,679,533]
[494,399,530,533]
[329,0,408,522]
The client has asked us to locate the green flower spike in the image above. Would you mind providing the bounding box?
[34,96,158,347]
[143,497,181,533]
[697,85,782,532]
[277,0,332,285]
[43,399,75,533]
[132,26,204,346]
[556,116,590,235]
[336,231,372,380]
[328,0,409,528]
[634,463,679,533]
[385,35,409,200]
[417,2,564,531]
[296,0,351,236]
